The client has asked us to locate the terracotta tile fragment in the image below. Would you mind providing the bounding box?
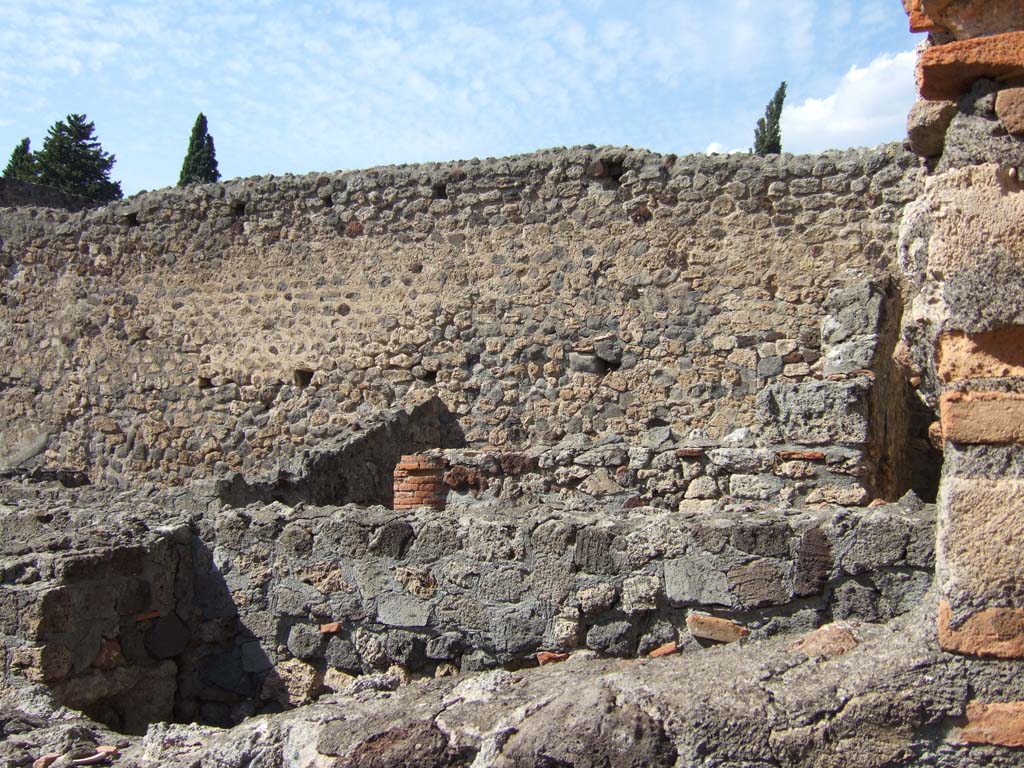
[940,391,1024,445]
[536,651,570,665]
[686,613,749,643]
[648,641,677,658]
[938,600,1024,658]
[786,623,858,658]
[961,701,1024,747]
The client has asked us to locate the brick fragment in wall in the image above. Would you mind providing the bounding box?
[938,600,1024,658]
[917,31,1024,101]
[940,391,1024,444]
[938,327,1024,382]
[903,0,941,34]
[921,0,1024,40]
[959,700,1024,747]
[685,613,748,644]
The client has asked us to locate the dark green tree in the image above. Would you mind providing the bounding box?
[35,114,122,201]
[178,113,220,185]
[2,137,39,182]
[753,81,787,156]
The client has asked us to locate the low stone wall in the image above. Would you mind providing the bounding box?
[0,479,934,730]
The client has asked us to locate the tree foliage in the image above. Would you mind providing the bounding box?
[2,137,39,182]
[179,113,220,185]
[33,114,122,201]
[753,81,787,156]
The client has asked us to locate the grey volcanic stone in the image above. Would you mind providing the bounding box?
[585,618,637,656]
[287,623,325,662]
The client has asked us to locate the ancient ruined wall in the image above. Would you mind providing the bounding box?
[0,145,922,496]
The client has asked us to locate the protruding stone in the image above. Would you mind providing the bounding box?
[685,613,748,643]
[648,641,677,658]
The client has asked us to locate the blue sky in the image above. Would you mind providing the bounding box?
[0,0,923,196]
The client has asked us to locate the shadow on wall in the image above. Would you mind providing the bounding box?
[24,529,278,734]
[215,396,466,509]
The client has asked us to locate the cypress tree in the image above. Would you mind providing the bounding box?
[34,114,122,201]
[179,113,221,185]
[2,138,39,182]
[753,81,787,156]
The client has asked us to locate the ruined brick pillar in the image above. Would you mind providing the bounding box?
[900,0,1024,749]
[393,454,447,511]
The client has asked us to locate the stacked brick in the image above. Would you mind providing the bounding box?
[904,0,1024,160]
[393,454,447,510]
[901,0,1024,750]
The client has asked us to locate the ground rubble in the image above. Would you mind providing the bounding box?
[3,586,1021,768]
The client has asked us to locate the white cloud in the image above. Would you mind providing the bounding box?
[782,50,916,152]
[704,141,746,155]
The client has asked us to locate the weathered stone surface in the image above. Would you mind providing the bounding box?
[495,686,677,768]
[376,595,431,627]
[960,700,1024,747]
[757,379,872,446]
[900,164,1024,402]
[665,556,734,607]
[917,32,1024,101]
[941,392,1024,444]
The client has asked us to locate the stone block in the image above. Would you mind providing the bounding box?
[960,700,1024,747]
[906,98,957,157]
[757,379,872,446]
[726,559,791,609]
[917,31,1024,101]
[665,556,734,607]
[577,583,617,615]
[938,600,1024,658]
[621,575,661,614]
[585,619,637,656]
[376,594,431,627]
[786,623,858,658]
[941,478,1024,606]
[940,391,1024,444]
[920,0,1024,39]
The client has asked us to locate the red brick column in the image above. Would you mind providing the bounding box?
[393,454,447,511]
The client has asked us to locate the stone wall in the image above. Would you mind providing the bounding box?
[0,145,923,495]
[0,477,934,731]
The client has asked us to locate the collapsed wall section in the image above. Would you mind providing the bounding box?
[0,145,922,493]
